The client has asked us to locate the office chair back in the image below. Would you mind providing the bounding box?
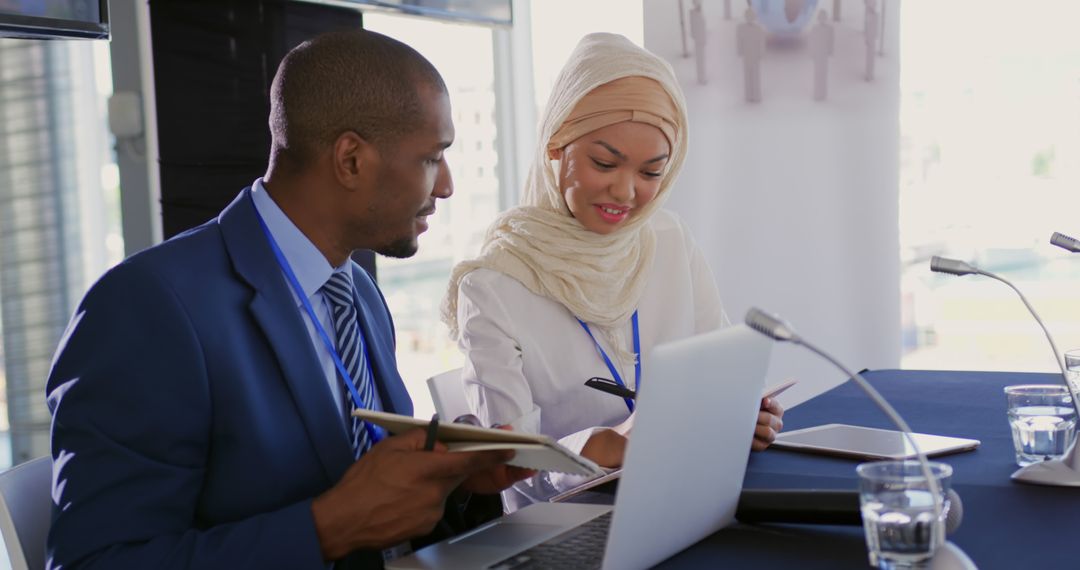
[0,455,52,570]
[426,367,469,421]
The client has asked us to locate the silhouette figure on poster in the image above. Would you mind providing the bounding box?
[678,0,690,58]
[877,0,886,56]
[690,0,707,84]
[864,0,879,81]
[833,0,842,21]
[809,9,834,101]
[784,0,804,23]
[736,8,766,103]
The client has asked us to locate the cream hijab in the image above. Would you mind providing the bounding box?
[441,33,689,365]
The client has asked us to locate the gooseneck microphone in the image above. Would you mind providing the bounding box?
[930,256,1067,377]
[931,255,1080,486]
[744,308,947,545]
[928,256,978,276]
[1051,232,1080,253]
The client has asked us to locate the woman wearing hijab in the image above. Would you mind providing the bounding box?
[441,33,784,507]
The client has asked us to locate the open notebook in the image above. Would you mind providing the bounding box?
[352,409,604,477]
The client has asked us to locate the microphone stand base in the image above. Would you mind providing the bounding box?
[1010,459,1080,487]
[1011,440,1080,487]
[929,541,978,570]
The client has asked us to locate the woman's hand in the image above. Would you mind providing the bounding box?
[752,397,785,451]
[580,429,628,468]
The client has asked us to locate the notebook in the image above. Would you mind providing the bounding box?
[352,409,604,477]
[387,324,773,570]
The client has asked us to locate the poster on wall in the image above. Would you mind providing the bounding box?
[643,0,901,402]
[669,0,890,102]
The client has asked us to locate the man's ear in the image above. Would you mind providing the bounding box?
[332,131,379,191]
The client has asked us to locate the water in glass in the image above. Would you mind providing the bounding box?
[861,488,944,569]
[1008,404,1077,466]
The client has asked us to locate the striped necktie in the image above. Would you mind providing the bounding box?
[322,271,375,458]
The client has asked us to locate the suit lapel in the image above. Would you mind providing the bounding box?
[219,189,353,483]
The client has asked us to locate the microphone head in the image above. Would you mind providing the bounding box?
[930,256,978,276]
[745,308,797,342]
[944,488,963,535]
[1051,232,1080,253]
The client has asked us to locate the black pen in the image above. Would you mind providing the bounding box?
[584,377,637,400]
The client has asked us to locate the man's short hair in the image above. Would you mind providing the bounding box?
[269,29,447,165]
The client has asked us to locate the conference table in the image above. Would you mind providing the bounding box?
[654,369,1078,569]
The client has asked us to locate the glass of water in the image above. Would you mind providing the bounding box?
[856,460,952,570]
[1004,384,1077,466]
[1063,349,1080,398]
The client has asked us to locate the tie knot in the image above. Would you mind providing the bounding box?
[323,271,354,308]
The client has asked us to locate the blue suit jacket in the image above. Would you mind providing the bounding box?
[46,189,413,569]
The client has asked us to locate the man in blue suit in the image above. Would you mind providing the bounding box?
[45,30,528,569]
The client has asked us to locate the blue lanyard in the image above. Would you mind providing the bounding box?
[251,198,381,444]
[576,311,640,413]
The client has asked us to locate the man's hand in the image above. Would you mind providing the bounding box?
[310,428,510,560]
[752,397,785,451]
[459,425,535,494]
[459,464,535,494]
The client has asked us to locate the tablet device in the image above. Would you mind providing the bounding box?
[771,423,980,460]
[548,468,622,503]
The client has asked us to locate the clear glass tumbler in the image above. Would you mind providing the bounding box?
[856,460,952,570]
[1004,384,1076,466]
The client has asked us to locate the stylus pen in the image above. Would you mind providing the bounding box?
[584,377,637,400]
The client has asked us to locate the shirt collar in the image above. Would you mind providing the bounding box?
[251,178,349,304]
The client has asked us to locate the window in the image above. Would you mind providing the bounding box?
[900,0,1080,372]
[365,1,642,419]
[529,0,643,113]
[0,38,122,467]
[363,13,502,419]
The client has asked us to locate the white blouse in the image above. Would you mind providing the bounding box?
[455,210,729,508]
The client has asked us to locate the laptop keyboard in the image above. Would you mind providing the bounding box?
[487,511,612,570]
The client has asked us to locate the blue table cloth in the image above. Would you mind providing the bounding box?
[659,369,1077,569]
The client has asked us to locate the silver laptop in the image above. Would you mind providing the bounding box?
[388,324,772,570]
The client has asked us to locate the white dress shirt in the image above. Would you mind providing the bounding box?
[456,209,728,508]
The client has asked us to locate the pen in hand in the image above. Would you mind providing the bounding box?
[584,377,636,400]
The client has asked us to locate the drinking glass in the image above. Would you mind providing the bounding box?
[1004,384,1076,466]
[857,460,952,569]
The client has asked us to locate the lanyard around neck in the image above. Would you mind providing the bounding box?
[251,196,381,444]
[576,311,640,413]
